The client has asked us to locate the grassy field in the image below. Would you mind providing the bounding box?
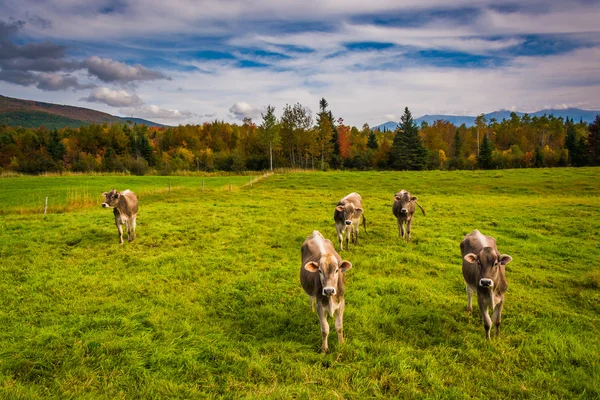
[0,168,599,399]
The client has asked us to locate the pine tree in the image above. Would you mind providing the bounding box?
[316,98,333,170]
[367,131,378,150]
[587,115,600,166]
[477,133,494,169]
[47,129,66,161]
[259,105,280,171]
[565,118,586,166]
[389,107,428,170]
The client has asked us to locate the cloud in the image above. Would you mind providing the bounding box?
[228,101,263,120]
[36,72,94,90]
[119,104,195,120]
[82,56,168,83]
[81,87,144,107]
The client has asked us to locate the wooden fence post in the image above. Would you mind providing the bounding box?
[44,196,48,214]
[202,180,204,192]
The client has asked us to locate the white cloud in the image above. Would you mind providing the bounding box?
[228,102,263,120]
[120,104,196,120]
[81,87,144,107]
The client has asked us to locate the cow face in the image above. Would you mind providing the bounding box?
[394,190,417,215]
[464,248,512,288]
[101,189,120,208]
[304,255,352,296]
[336,203,362,225]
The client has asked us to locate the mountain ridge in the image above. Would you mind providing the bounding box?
[374,108,600,131]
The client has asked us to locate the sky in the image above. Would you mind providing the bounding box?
[1,0,600,127]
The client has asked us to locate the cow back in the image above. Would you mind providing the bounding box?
[118,190,138,217]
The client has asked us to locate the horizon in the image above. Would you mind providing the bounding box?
[1,1,600,127]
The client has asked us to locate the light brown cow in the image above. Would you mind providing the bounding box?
[334,192,366,251]
[101,189,138,244]
[300,230,353,352]
[392,189,425,242]
[461,229,513,339]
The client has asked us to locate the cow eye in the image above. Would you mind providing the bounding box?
[318,270,323,274]
[335,268,339,273]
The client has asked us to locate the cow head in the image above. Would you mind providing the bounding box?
[304,255,352,296]
[394,190,417,215]
[464,247,512,288]
[336,202,362,225]
[101,189,120,208]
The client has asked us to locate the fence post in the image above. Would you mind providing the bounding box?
[202,180,204,192]
[44,196,48,214]
[169,179,171,193]
[250,177,253,186]
[229,183,232,192]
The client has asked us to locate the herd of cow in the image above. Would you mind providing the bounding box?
[101,188,513,352]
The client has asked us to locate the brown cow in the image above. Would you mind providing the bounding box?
[392,189,425,242]
[101,189,138,244]
[300,230,353,352]
[334,192,366,251]
[461,229,513,339]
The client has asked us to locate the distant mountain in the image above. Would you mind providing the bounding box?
[117,117,166,127]
[0,95,165,129]
[373,108,600,131]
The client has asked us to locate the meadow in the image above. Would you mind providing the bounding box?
[0,168,599,399]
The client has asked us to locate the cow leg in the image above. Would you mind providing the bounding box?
[336,224,344,252]
[398,220,404,238]
[115,218,123,244]
[466,285,473,312]
[335,300,345,344]
[345,228,349,251]
[492,299,504,337]
[309,296,316,312]
[354,224,359,245]
[131,216,137,241]
[316,303,330,353]
[478,300,492,340]
[126,220,132,242]
[406,218,412,242]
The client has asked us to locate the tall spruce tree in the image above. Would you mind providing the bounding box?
[565,118,587,166]
[259,105,280,171]
[389,107,428,170]
[367,131,378,150]
[588,115,600,166]
[477,133,494,169]
[316,98,334,170]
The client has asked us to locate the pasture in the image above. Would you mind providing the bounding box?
[0,168,599,399]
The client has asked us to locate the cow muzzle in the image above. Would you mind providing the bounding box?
[479,279,494,288]
[400,208,408,214]
[345,220,352,225]
[322,287,336,296]
[102,203,108,208]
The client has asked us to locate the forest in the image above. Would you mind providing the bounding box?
[1,98,599,174]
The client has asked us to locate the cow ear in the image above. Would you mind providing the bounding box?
[464,253,478,264]
[394,196,401,201]
[102,192,107,196]
[115,192,120,198]
[355,208,363,214]
[335,206,344,212]
[411,196,418,201]
[304,261,319,273]
[499,254,512,265]
[339,260,352,272]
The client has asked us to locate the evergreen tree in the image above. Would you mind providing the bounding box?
[316,98,334,170]
[47,129,66,161]
[588,115,600,166]
[329,112,342,168]
[534,146,544,167]
[477,133,494,169]
[450,129,463,169]
[565,118,586,166]
[258,105,280,171]
[367,131,378,150]
[389,107,428,170]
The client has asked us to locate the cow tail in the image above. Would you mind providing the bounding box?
[416,202,426,216]
[362,213,368,234]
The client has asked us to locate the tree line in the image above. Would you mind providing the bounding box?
[1,99,599,175]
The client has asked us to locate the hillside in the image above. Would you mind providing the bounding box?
[0,95,164,128]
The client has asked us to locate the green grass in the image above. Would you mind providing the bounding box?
[0,168,599,399]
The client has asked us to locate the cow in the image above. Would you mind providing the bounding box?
[300,230,353,353]
[461,229,513,339]
[101,189,138,244]
[334,192,367,251]
[392,189,425,242]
